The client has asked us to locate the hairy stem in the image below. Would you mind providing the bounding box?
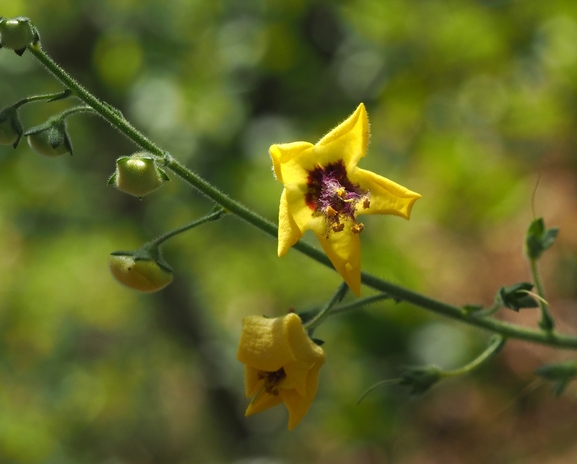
[26,41,577,351]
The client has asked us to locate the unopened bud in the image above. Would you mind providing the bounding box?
[109,253,174,293]
[0,17,38,56]
[0,107,23,147]
[108,153,169,198]
[24,120,72,157]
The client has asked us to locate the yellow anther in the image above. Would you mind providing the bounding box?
[336,187,347,198]
[351,223,364,234]
[325,205,338,217]
[332,223,345,232]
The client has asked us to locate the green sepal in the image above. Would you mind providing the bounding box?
[107,172,117,185]
[535,360,577,396]
[158,167,170,182]
[496,282,539,311]
[525,218,559,260]
[110,246,174,274]
[48,124,65,149]
[311,338,325,346]
[399,366,443,397]
[46,88,72,102]
[24,119,73,157]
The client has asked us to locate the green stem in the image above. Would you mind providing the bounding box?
[28,43,165,156]
[304,282,349,334]
[324,293,391,317]
[530,258,554,331]
[442,335,506,378]
[26,40,577,351]
[146,208,226,249]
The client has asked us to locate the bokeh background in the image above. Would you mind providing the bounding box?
[2,0,577,463]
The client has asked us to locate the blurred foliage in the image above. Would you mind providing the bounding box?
[2,0,577,463]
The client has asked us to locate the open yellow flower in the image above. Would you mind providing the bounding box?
[236,313,325,430]
[270,103,421,295]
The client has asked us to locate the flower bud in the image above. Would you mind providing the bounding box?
[0,107,23,147]
[108,153,169,198]
[109,253,174,293]
[25,120,72,157]
[400,366,443,397]
[0,17,38,56]
[496,282,538,312]
[535,360,577,396]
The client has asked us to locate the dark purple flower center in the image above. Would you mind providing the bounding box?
[305,160,369,235]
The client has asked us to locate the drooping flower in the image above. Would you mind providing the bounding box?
[270,103,421,295]
[236,313,325,430]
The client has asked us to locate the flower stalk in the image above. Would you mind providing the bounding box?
[303,282,349,335]
[529,258,554,331]
[24,37,577,351]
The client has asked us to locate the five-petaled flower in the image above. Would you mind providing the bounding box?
[236,313,325,430]
[270,103,421,295]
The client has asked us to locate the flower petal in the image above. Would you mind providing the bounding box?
[316,103,369,171]
[284,183,326,235]
[270,142,314,183]
[278,188,304,257]
[244,374,284,417]
[236,315,296,372]
[280,362,323,430]
[283,313,326,396]
[314,228,361,296]
[353,167,421,220]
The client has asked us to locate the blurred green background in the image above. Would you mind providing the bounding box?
[2,0,577,463]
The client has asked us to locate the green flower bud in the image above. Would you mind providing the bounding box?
[535,360,577,396]
[108,152,169,198]
[525,217,559,261]
[400,366,443,397]
[109,252,174,293]
[0,107,23,147]
[496,282,539,312]
[24,120,72,157]
[0,17,38,56]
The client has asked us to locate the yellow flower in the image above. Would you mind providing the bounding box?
[236,313,325,430]
[270,103,421,295]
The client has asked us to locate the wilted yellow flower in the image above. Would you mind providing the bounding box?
[270,103,421,295]
[237,313,325,430]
